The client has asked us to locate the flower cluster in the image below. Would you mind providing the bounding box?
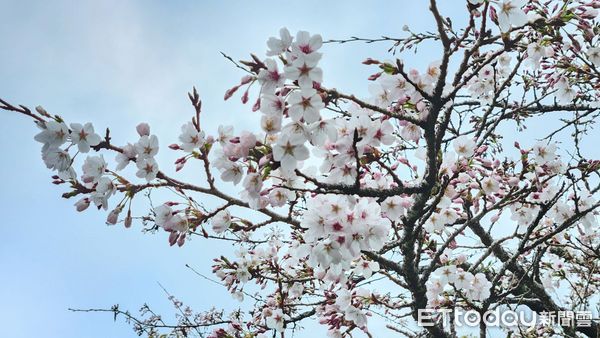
[153,203,189,246]
[301,195,391,280]
[34,115,101,176]
[426,264,492,305]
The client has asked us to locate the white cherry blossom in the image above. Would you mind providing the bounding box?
[69,122,101,153]
[34,120,69,148]
[453,135,476,158]
[497,0,528,32]
[135,135,159,158]
[178,122,205,152]
[287,88,324,124]
[42,147,71,172]
[257,59,285,93]
[284,53,323,89]
[136,157,159,181]
[82,155,107,183]
[212,210,232,233]
[266,309,286,332]
[266,27,292,56]
[272,134,309,173]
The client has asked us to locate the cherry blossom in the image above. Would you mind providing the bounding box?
[259,94,284,116]
[272,133,309,173]
[453,135,476,158]
[497,0,528,32]
[136,157,159,181]
[481,176,500,195]
[354,259,380,278]
[555,76,576,102]
[265,309,285,332]
[178,122,205,152]
[287,87,324,123]
[90,176,115,210]
[69,122,102,153]
[588,46,600,66]
[82,155,107,183]
[291,31,323,56]
[115,143,137,171]
[257,59,285,93]
[42,147,71,172]
[526,41,553,69]
[266,27,292,56]
[211,209,231,233]
[532,141,557,164]
[400,122,421,142]
[135,134,159,158]
[34,120,69,148]
[284,53,323,89]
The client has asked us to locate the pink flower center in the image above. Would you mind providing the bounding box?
[299,44,312,54]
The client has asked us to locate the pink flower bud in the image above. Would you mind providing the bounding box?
[107,208,121,225]
[453,197,464,204]
[362,58,380,65]
[35,106,48,115]
[473,197,480,209]
[368,72,382,81]
[489,5,498,23]
[252,98,261,112]
[168,231,178,246]
[241,90,249,104]
[124,210,132,228]
[448,240,457,249]
[258,155,270,167]
[136,123,150,136]
[240,75,253,85]
[75,198,90,212]
[169,144,180,150]
[177,233,186,247]
[224,85,239,100]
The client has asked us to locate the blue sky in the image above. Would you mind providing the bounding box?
[0,1,597,338]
